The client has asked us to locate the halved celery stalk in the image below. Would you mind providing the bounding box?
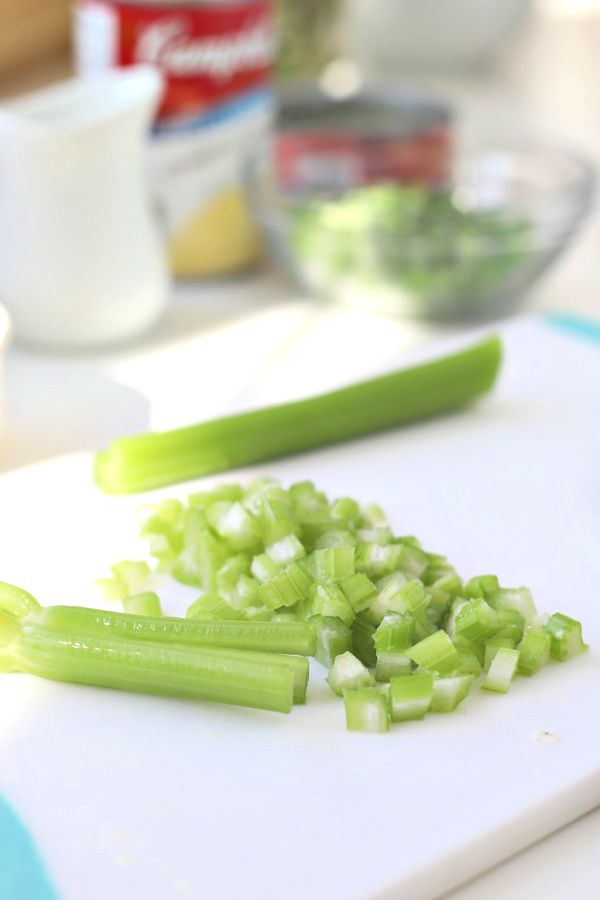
[431,673,474,713]
[309,583,355,626]
[389,672,434,722]
[543,613,588,661]
[326,651,376,696]
[406,630,461,675]
[482,647,520,694]
[339,573,377,614]
[312,615,352,667]
[517,629,551,676]
[122,592,162,617]
[344,688,389,733]
[0,615,294,713]
[483,637,516,672]
[95,336,502,495]
[26,604,317,656]
[0,581,41,618]
[375,650,412,682]
[454,599,504,643]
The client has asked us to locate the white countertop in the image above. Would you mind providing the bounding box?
[0,5,599,899]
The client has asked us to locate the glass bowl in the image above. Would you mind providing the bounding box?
[245,127,596,322]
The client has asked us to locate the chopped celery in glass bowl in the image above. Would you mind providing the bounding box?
[246,139,595,322]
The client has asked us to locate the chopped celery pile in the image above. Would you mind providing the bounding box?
[0,479,588,731]
[291,183,532,319]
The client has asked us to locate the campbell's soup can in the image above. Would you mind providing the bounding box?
[74,0,275,278]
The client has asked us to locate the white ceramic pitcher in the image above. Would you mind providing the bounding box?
[0,66,169,349]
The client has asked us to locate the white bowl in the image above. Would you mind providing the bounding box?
[343,0,531,72]
[0,304,11,437]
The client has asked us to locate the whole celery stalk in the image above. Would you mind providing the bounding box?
[95,336,502,494]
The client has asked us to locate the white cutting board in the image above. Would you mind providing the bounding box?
[0,317,599,900]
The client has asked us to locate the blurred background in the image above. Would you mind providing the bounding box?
[0,0,598,471]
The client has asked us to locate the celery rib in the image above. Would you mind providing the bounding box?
[1,618,294,713]
[26,606,317,657]
[95,336,502,494]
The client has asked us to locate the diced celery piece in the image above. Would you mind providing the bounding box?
[257,563,312,610]
[351,615,377,668]
[430,574,463,599]
[173,508,228,590]
[356,527,393,546]
[215,554,252,594]
[265,534,306,565]
[331,497,360,520]
[208,501,262,553]
[464,574,500,600]
[487,587,537,624]
[139,504,183,559]
[243,605,274,622]
[482,647,520,693]
[188,484,242,508]
[270,609,298,623]
[361,503,388,526]
[186,593,243,621]
[454,599,504,643]
[313,547,355,581]
[314,530,356,550]
[289,481,330,522]
[444,597,471,638]
[110,560,150,595]
[389,672,433,722]
[375,682,391,706]
[517,628,551,676]
[375,650,412,682]
[326,651,376,696]
[259,494,300,545]
[250,553,283,583]
[413,612,440,642]
[431,673,474,713]
[421,554,458,587]
[452,634,485,667]
[543,613,588,662]
[311,615,352,667]
[230,574,261,610]
[339,573,377,614]
[310,583,355,626]
[484,637,516,672]
[367,577,426,626]
[355,543,404,579]
[406,630,461,675]
[373,612,415,652]
[301,519,349,551]
[344,688,389,733]
[392,541,429,578]
[93,577,129,603]
[496,608,525,643]
[122,591,162,617]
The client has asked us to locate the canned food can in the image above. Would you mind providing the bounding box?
[75,0,275,279]
[274,84,453,195]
